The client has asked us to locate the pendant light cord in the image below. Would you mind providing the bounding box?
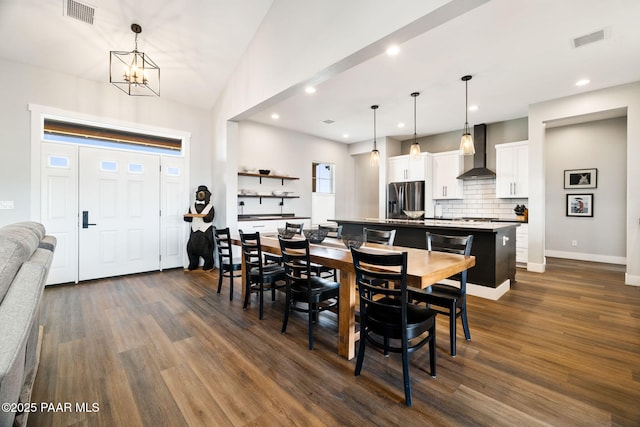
[414,94,417,143]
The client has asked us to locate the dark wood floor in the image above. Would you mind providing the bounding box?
[29,258,640,426]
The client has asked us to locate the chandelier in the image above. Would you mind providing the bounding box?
[110,24,160,97]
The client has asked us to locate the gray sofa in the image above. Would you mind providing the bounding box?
[0,222,56,427]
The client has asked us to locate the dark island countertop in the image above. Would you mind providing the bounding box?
[334,218,520,232]
[331,218,518,299]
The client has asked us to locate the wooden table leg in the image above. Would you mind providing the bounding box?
[338,269,357,360]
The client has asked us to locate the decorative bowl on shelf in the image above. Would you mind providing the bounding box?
[342,233,364,249]
[303,228,328,244]
[258,169,271,175]
[277,227,297,239]
[403,210,425,219]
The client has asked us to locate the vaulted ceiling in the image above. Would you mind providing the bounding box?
[1,0,639,143]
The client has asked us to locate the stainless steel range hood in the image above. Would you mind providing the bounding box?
[457,123,496,179]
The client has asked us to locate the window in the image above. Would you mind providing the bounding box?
[43,118,182,156]
[312,163,335,194]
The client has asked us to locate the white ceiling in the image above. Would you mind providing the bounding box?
[245,0,640,143]
[0,0,273,109]
[1,0,639,143]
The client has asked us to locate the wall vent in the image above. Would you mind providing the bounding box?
[572,29,606,48]
[64,0,95,25]
[322,119,335,124]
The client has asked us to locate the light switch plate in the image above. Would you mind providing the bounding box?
[0,201,15,209]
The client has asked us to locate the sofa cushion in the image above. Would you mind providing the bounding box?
[0,227,39,304]
[6,222,46,241]
[0,261,47,427]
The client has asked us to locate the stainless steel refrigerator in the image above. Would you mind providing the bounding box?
[387,181,425,219]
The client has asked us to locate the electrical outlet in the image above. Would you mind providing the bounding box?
[571,240,578,247]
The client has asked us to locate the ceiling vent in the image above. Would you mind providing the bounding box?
[572,29,606,48]
[322,119,335,124]
[64,0,95,25]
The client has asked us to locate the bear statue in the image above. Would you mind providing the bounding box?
[184,185,215,270]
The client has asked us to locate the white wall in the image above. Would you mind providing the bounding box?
[237,121,351,221]
[529,82,640,285]
[353,153,380,219]
[545,117,627,263]
[0,58,212,227]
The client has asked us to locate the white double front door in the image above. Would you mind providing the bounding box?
[41,142,187,284]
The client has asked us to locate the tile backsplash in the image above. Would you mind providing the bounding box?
[434,178,527,220]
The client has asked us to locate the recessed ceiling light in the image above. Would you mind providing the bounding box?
[386,45,400,56]
[468,105,478,112]
[576,79,590,86]
[271,113,280,120]
[397,122,405,128]
[342,133,349,139]
[305,86,316,94]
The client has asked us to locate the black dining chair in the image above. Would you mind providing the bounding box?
[239,230,286,320]
[411,232,474,357]
[319,224,343,239]
[265,222,305,265]
[279,236,339,350]
[363,227,396,246]
[351,247,438,407]
[214,227,242,300]
[308,224,344,281]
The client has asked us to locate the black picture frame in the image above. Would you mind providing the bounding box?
[564,168,597,189]
[566,194,594,217]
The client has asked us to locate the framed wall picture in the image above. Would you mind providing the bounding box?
[566,194,593,217]
[564,168,597,189]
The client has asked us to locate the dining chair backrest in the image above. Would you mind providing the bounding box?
[426,232,473,290]
[285,222,304,235]
[214,227,234,265]
[363,227,396,246]
[278,236,311,281]
[352,248,408,306]
[319,224,343,239]
[213,227,242,300]
[239,230,265,275]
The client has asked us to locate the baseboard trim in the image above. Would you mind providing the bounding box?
[425,278,510,301]
[545,250,626,265]
[625,273,640,286]
[527,261,546,273]
[468,280,510,300]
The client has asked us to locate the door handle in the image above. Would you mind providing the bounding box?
[82,211,97,228]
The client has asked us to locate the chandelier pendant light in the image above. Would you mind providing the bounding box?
[110,24,160,97]
[370,105,380,167]
[409,92,421,158]
[459,75,475,155]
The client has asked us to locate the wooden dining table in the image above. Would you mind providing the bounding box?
[231,234,475,360]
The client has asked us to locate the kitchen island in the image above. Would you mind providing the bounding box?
[331,218,520,300]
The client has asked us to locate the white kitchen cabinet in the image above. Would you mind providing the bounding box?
[431,151,464,199]
[387,154,427,182]
[496,141,528,198]
[516,223,528,266]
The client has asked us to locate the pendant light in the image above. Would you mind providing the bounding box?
[409,92,421,158]
[370,105,380,167]
[110,24,160,97]
[459,75,475,155]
